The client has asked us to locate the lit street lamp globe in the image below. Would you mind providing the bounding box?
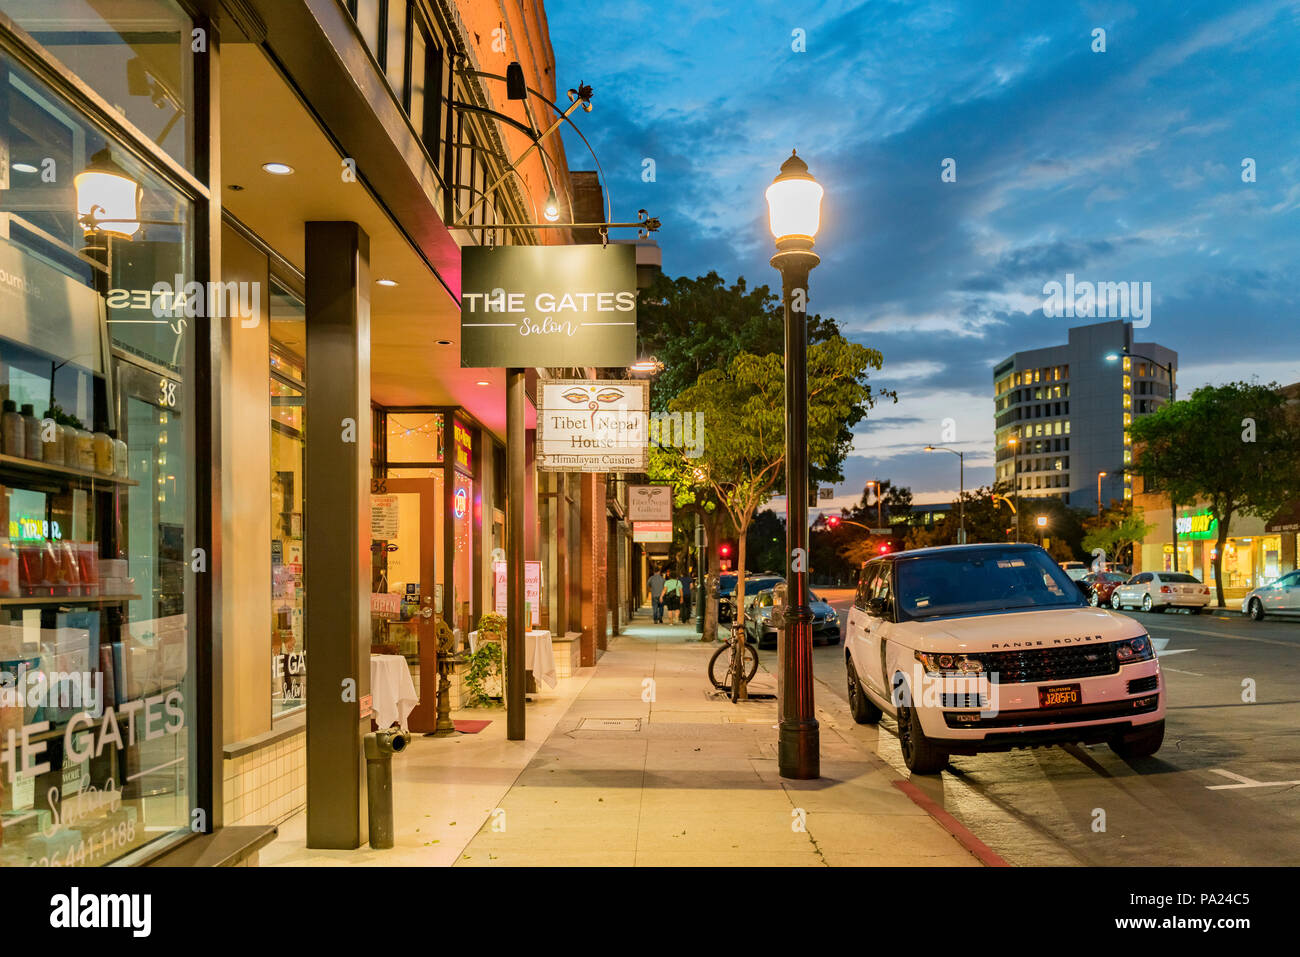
[765,150,823,250]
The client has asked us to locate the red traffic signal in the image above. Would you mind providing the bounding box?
[720,544,731,557]
[827,516,841,529]
[878,542,890,553]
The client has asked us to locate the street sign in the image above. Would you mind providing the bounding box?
[819,487,833,500]
[628,484,673,521]
[536,378,649,472]
[460,244,637,368]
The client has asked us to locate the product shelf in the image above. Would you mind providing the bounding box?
[0,452,137,487]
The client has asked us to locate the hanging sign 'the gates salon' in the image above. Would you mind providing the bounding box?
[459,244,638,368]
[536,378,649,472]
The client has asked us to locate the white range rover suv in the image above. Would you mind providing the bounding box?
[845,543,1164,773]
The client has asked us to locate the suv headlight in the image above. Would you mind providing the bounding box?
[915,651,985,675]
[1116,634,1154,663]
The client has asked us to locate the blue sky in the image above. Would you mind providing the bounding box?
[547,0,1300,506]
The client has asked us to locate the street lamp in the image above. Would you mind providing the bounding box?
[1097,471,1108,517]
[865,479,883,528]
[1008,435,1020,542]
[924,446,965,544]
[766,149,822,781]
[1107,346,1179,569]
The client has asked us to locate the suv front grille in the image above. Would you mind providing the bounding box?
[980,642,1121,684]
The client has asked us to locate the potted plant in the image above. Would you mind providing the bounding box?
[463,613,507,704]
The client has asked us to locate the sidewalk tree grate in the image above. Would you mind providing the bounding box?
[576,718,642,732]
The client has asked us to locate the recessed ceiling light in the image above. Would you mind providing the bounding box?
[11,162,38,174]
[476,380,490,386]
[436,339,454,346]
[376,278,398,287]
[261,162,294,175]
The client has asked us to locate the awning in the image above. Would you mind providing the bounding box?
[1265,499,1300,533]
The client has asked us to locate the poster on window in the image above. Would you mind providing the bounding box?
[493,560,541,626]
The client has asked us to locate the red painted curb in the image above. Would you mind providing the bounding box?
[892,779,1010,867]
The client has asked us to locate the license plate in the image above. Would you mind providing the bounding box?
[1039,683,1081,708]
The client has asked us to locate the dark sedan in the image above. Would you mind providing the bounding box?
[1080,570,1129,607]
[742,587,841,648]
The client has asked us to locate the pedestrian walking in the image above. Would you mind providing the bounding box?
[648,567,666,623]
[679,570,693,624]
[662,570,682,625]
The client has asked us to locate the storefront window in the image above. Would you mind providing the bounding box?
[270,295,305,716]
[0,49,197,865]
[1,0,195,170]
[386,412,441,463]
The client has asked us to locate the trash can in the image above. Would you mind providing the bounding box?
[363,728,409,849]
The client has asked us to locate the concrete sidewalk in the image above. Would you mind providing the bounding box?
[454,612,983,866]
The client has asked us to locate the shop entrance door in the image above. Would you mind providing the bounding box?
[369,477,440,731]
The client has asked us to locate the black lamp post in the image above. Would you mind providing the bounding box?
[766,150,822,780]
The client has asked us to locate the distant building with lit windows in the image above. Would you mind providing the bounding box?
[992,320,1177,510]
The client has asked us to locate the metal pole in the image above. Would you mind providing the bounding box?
[506,368,526,740]
[1168,363,1178,572]
[773,245,820,780]
[958,452,965,544]
[695,514,705,634]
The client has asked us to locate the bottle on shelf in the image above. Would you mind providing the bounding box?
[0,536,17,598]
[72,424,95,471]
[92,423,113,475]
[110,429,128,479]
[1,400,23,456]
[41,409,66,466]
[20,404,41,461]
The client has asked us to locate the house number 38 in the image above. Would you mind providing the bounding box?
[158,378,178,408]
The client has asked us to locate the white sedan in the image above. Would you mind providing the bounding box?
[1110,571,1211,613]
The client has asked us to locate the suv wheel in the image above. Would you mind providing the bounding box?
[894,679,949,774]
[846,654,882,725]
[1109,719,1164,759]
[1249,598,1265,621]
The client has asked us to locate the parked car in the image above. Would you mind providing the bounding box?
[1242,570,1300,620]
[717,574,784,624]
[742,587,840,648]
[1059,561,1090,581]
[843,543,1163,773]
[1080,571,1130,607]
[1110,571,1211,613]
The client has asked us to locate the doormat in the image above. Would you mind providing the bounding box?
[454,719,492,734]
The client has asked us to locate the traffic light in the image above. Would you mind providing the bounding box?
[878,542,890,553]
[719,543,731,557]
[826,516,841,529]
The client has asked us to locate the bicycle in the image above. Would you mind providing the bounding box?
[707,624,758,701]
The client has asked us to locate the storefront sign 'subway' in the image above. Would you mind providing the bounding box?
[459,244,637,368]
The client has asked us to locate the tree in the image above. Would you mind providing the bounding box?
[1130,381,1300,606]
[745,509,785,575]
[637,270,841,415]
[667,338,891,695]
[1081,502,1155,570]
[902,485,1088,559]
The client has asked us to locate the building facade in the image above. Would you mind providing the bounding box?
[0,0,631,867]
[993,320,1177,511]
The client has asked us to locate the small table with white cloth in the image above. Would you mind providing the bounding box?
[467,628,557,690]
[369,653,419,730]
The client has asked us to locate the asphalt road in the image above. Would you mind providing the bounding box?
[812,588,1300,866]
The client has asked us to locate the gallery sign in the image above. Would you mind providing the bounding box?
[460,244,637,368]
[632,521,673,543]
[536,378,649,473]
[628,485,673,522]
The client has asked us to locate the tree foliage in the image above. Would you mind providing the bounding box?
[1081,502,1155,569]
[1129,381,1300,606]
